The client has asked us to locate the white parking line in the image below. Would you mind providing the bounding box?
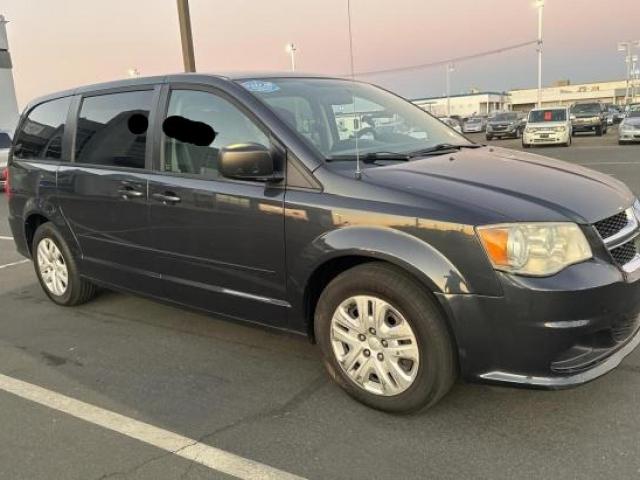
[0,236,13,240]
[0,259,29,270]
[0,373,306,480]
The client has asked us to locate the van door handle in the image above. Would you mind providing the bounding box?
[152,192,181,204]
[117,188,144,199]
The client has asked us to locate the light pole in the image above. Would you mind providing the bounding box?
[445,63,455,117]
[618,41,640,105]
[285,43,297,72]
[535,0,544,108]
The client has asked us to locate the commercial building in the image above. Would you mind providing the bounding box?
[0,15,18,134]
[509,79,634,111]
[412,91,510,118]
[411,79,639,117]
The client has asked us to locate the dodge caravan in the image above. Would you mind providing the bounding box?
[8,74,640,412]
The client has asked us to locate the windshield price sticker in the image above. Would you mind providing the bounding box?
[241,80,281,93]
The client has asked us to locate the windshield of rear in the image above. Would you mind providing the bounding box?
[571,103,599,113]
[492,113,518,121]
[467,118,482,123]
[528,109,567,122]
[239,78,471,160]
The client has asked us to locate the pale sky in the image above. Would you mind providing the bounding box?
[3,0,640,108]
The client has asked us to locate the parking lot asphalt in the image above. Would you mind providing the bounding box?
[1,126,640,480]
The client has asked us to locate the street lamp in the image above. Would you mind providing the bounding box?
[285,43,297,72]
[618,41,640,105]
[534,0,544,108]
[445,63,455,117]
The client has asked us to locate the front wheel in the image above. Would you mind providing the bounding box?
[314,262,457,413]
[33,223,97,306]
[595,126,603,136]
[522,140,531,149]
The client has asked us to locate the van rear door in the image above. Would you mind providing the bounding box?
[57,87,163,295]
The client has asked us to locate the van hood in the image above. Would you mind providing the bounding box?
[362,146,634,224]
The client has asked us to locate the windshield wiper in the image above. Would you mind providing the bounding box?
[326,152,411,163]
[409,143,481,158]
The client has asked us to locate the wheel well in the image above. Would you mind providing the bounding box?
[24,214,49,255]
[304,256,446,339]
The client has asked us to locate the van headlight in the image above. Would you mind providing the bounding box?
[476,223,592,276]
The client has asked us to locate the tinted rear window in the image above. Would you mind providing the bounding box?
[75,90,153,169]
[13,97,71,160]
[529,109,567,122]
[0,132,11,149]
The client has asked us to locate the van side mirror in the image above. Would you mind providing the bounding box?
[219,143,281,182]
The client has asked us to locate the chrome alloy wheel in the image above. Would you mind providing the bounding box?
[36,238,68,296]
[330,295,420,396]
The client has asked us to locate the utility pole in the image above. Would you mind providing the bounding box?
[177,0,196,72]
[446,63,455,117]
[535,0,544,108]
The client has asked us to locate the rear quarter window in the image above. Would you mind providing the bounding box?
[13,96,72,160]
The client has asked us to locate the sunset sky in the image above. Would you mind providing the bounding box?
[3,0,639,108]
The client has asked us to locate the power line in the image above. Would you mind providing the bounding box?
[351,39,538,77]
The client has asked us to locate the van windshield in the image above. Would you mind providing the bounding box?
[529,109,567,122]
[239,78,472,162]
[571,103,599,113]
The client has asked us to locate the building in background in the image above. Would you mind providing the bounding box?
[412,91,511,118]
[412,79,638,117]
[509,79,633,111]
[0,15,18,134]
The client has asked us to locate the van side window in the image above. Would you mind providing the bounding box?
[75,90,153,169]
[13,97,71,161]
[162,90,270,178]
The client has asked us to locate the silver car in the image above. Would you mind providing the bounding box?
[462,116,486,133]
[618,104,640,145]
[0,130,11,192]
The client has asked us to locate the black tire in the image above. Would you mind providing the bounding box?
[314,262,457,413]
[595,125,603,136]
[485,135,493,141]
[563,134,571,147]
[522,140,531,149]
[32,222,97,306]
[514,128,522,139]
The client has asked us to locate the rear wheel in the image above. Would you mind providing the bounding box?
[314,262,457,413]
[33,223,97,306]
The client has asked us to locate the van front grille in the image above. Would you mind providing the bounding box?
[594,211,629,239]
[610,240,637,266]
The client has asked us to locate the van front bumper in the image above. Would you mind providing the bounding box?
[438,260,640,388]
[523,131,568,145]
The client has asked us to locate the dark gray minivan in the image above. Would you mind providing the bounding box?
[7,73,640,412]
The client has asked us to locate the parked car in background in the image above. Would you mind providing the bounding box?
[522,106,572,148]
[8,74,640,413]
[439,116,462,133]
[485,111,526,140]
[571,102,608,136]
[618,104,640,145]
[607,106,622,125]
[462,116,486,133]
[0,130,11,192]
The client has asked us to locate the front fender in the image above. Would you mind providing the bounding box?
[302,226,471,295]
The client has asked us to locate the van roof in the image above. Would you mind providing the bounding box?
[23,72,344,110]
